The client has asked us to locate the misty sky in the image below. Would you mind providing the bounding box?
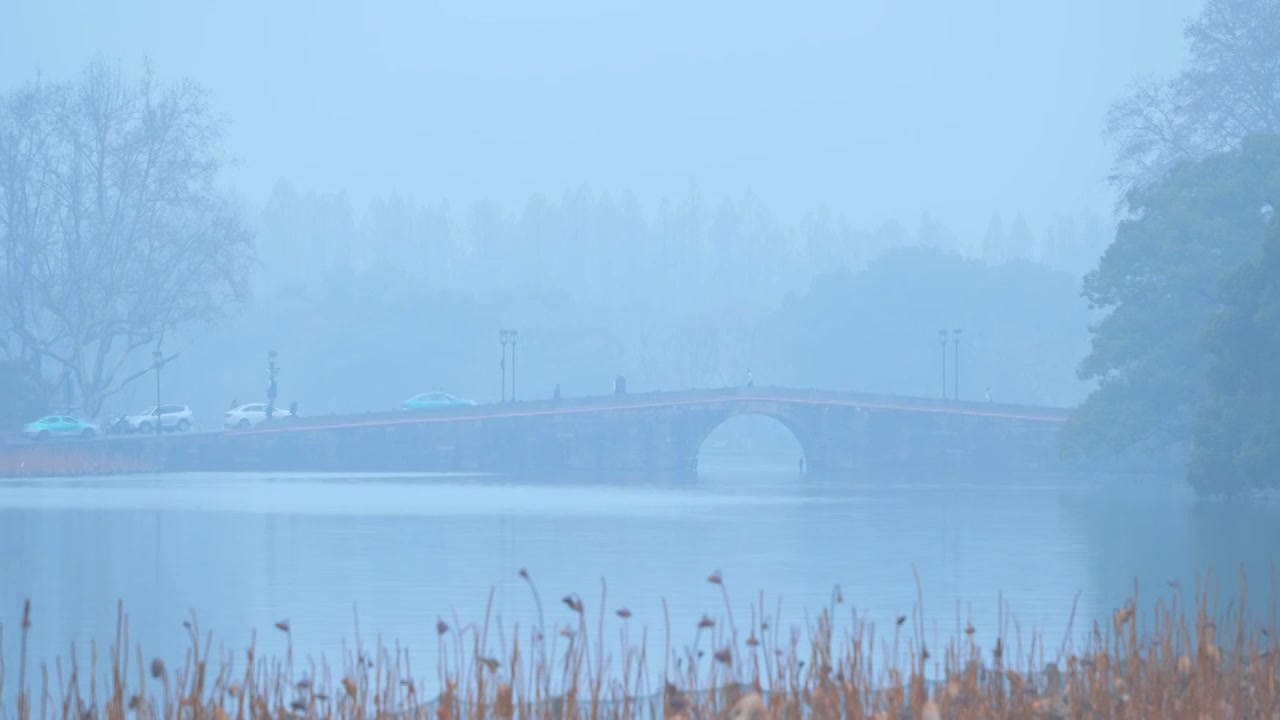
[3,0,1202,240]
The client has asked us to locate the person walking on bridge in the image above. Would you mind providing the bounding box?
[746,369,754,388]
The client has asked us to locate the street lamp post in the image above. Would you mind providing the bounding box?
[510,330,519,402]
[952,329,962,401]
[153,349,163,432]
[63,368,73,415]
[267,350,279,420]
[499,330,511,402]
[938,329,948,399]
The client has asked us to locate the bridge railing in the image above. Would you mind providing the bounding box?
[0,385,1070,444]
[222,384,1069,436]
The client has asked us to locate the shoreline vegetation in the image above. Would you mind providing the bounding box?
[1,569,1276,719]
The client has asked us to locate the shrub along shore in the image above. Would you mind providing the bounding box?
[2,569,1276,719]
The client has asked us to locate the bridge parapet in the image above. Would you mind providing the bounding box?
[0,386,1074,477]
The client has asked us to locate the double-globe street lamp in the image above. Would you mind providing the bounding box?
[267,350,280,419]
[952,329,962,401]
[937,328,963,400]
[938,329,948,399]
[499,329,519,402]
[153,348,163,432]
[63,368,74,415]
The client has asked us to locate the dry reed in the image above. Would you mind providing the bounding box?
[1,567,1277,719]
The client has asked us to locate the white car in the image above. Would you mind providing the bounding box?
[124,404,195,433]
[223,403,294,430]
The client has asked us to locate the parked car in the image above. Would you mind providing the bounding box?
[401,392,476,410]
[23,415,97,441]
[223,403,294,430]
[123,404,195,433]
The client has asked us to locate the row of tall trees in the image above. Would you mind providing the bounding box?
[254,180,1109,317]
[0,61,253,417]
[1068,0,1280,494]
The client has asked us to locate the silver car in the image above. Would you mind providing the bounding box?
[223,403,294,430]
[123,404,195,433]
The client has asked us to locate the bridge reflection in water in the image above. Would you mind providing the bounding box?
[0,386,1073,476]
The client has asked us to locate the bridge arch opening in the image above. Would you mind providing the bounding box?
[695,413,808,473]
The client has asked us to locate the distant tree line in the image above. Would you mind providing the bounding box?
[253,180,1109,320]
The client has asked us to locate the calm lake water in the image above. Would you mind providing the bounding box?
[1,459,1277,701]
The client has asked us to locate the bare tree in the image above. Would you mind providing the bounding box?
[0,76,63,372]
[1107,0,1280,194]
[0,60,253,416]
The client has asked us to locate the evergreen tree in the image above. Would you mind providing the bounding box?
[1188,205,1280,494]
[1065,134,1280,456]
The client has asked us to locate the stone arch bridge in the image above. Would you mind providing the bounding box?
[14,386,1072,475]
